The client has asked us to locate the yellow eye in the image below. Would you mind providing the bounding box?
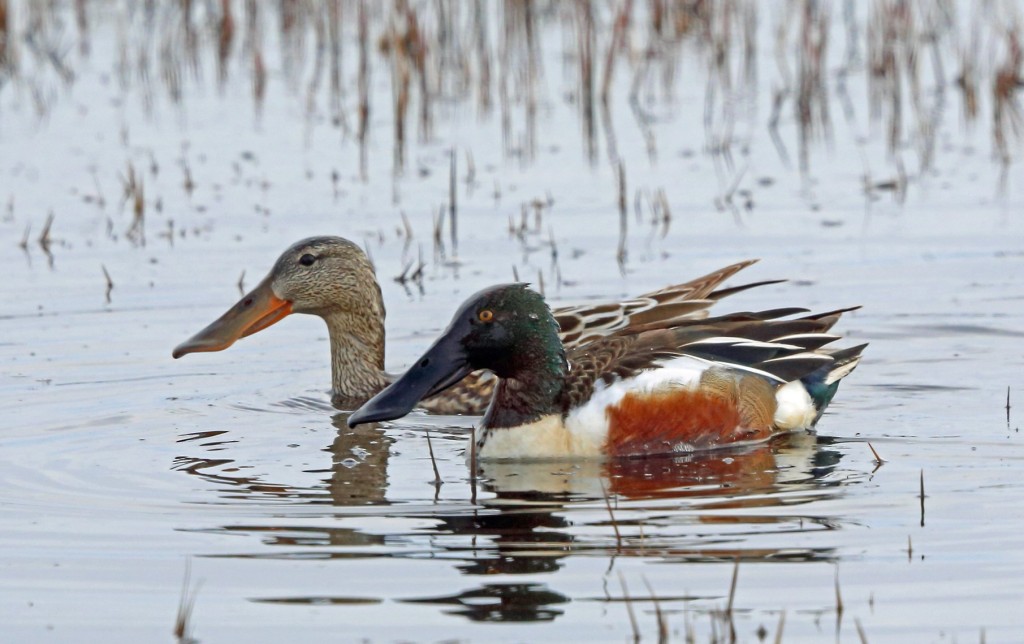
[478,309,494,323]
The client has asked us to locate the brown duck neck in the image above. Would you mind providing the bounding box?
[323,309,390,410]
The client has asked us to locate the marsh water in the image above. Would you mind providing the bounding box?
[2,2,1023,641]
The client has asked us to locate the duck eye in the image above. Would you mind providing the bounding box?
[478,309,494,323]
[299,253,317,267]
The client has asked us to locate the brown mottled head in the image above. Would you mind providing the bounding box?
[264,236,382,318]
[173,236,383,358]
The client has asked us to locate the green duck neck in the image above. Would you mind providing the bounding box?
[482,331,568,429]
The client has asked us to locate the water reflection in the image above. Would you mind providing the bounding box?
[402,583,570,622]
[175,420,850,621]
[174,414,394,505]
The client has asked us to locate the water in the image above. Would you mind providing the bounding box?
[1,1,1023,641]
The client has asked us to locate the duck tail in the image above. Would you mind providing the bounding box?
[800,343,868,421]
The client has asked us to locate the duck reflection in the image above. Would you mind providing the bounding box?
[479,431,841,509]
[174,418,847,622]
[173,413,394,505]
[402,583,570,622]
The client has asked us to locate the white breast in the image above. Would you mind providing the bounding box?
[476,414,603,459]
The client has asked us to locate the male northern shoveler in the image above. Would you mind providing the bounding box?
[172,236,783,413]
[347,283,866,460]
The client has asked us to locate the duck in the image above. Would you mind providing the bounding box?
[347,283,866,460]
[172,236,782,413]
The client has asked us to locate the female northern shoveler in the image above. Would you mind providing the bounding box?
[347,283,866,460]
[172,236,783,413]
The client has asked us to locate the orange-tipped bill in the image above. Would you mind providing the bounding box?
[172,277,293,358]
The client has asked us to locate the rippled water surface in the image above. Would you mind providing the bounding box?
[2,1,1024,641]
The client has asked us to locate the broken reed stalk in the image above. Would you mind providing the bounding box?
[616,162,627,271]
[424,428,442,487]
[1007,386,1011,424]
[325,0,344,118]
[73,0,89,54]
[993,27,1022,176]
[0,0,9,71]
[523,0,538,159]
[598,479,622,549]
[548,226,560,280]
[129,176,146,246]
[102,264,114,303]
[855,617,868,644]
[469,425,477,505]
[726,557,740,616]
[38,211,55,249]
[389,10,411,175]
[773,610,786,644]
[919,469,926,527]
[577,0,596,162]
[237,270,246,295]
[834,566,844,618]
[399,210,414,257]
[173,559,200,641]
[618,572,640,643]
[600,0,632,105]
[472,2,491,113]
[683,609,695,643]
[868,442,884,464]
[410,6,430,141]
[90,170,106,209]
[432,205,445,262]
[464,148,476,186]
[356,0,369,181]
[410,244,424,283]
[716,556,741,638]
[641,575,668,643]
[217,0,234,86]
[656,188,671,238]
[252,49,266,116]
[181,162,194,197]
[449,147,457,257]
[394,260,413,285]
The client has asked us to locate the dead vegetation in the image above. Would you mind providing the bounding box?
[1,0,1021,270]
[173,559,200,644]
[1,1,1020,187]
[606,558,870,642]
